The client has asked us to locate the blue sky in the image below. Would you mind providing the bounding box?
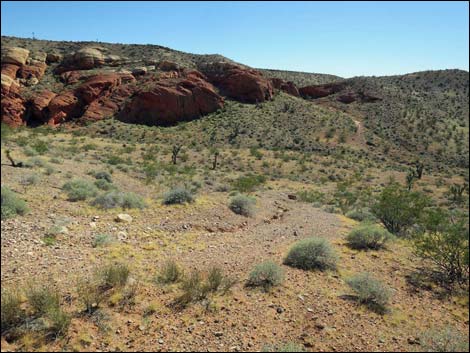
[1,1,468,77]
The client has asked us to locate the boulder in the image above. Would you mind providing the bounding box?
[118,70,224,125]
[131,67,147,76]
[18,62,47,80]
[75,73,135,104]
[201,62,273,103]
[58,47,105,72]
[115,214,133,223]
[271,78,300,97]
[1,47,29,66]
[1,64,20,79]
[157,61,179,71]
[28,51,47,64]
[1,74,19,93]
[46,52,63,64]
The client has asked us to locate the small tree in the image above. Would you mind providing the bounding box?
[414,161,424,179]
[413,208,469,285]
[406,169,416,191]
[448,183,468,205]
[372,183,430,236]
[211,148,219,170]
[171,144,182,165]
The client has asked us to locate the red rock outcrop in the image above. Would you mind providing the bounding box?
[1,87,26,127]
[201,62,273,103]
[29,90,57,122]
[18,62,47,80]
[47,91,81,125]
[118,71,223,125]
[271,78,300,97]
[1,64,20,79]
[299,82,345,99]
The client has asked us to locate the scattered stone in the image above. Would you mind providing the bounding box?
[115,214,132,223]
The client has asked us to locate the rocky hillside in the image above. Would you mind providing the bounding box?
[1,36,469,172]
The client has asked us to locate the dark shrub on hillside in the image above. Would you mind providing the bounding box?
[346,223,395,250]
[346,272,392,313]
[62,179,98,201]
[163,188,194,205]
[246,261,284,291]
[229,194,256,216]
[284,237,337,271]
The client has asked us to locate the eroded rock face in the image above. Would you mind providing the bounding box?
[18,62,47,80]
[299,82,345,99]
[271,78,300,97]
[29,90,57,123]
[1,88,26,127]
[47,91,81,125]
[119,70,223,125]
[201,62,273,103]
[1,64,20,80]
[1,47,30,66]
[46,52,63,64]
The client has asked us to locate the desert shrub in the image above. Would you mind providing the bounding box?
[345,208,376,222]
[372,183,430,236]
[413,208,469,284]
[94,179,115,191]
[76,277,106,314]
[156,260,183,284]
[346,223,395,250]
[206,267,224,292]
[262,342,306,352]
[44,165,55,175]
[20,173,40,186]
[229,194,255,216]
[1,288,23,333]
[25,283,60,315]
[173,270,208,309]
[1,186,28,220]
[346,272,392,313]
[98,263,130,289]
[284,237,337,271]
[94,171,112,183]
[31,139,49,154]
[232,174,266,192]
[92,191,146,209]
[92,234,114,248]
[26,156,46,167]
[46,307,71,338]
[297,189,325,203]
[246,261,284,291]
[162,187,194,205]
[419,326,469,352]
[62,179,98,201]
[172,268,236,309]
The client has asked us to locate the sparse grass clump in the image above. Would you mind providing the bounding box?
[92,191,146,209]
[419,326,469,352]
[345,208,376,222]
[246,261,284,291]
[1,186,28,220]
[25,283,60,315]
[76,277,106,314]
[1,288,23,334]
[284,237,337,271]
[229,194,256,216]
[172,267,236,309]
[93,171,112,183]
[262,342,306,352]
[346,272,392,313]
[92,234,114,248]
[20,173,40,186]
[232,174,266,193]
[62,179,98,201]
[163,187,194,205]
[98,263,130,289]
[156,260,183,284]
[94,179,116,191]
[346,223,395,250]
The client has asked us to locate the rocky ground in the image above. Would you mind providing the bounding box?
[1,128,468,352]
